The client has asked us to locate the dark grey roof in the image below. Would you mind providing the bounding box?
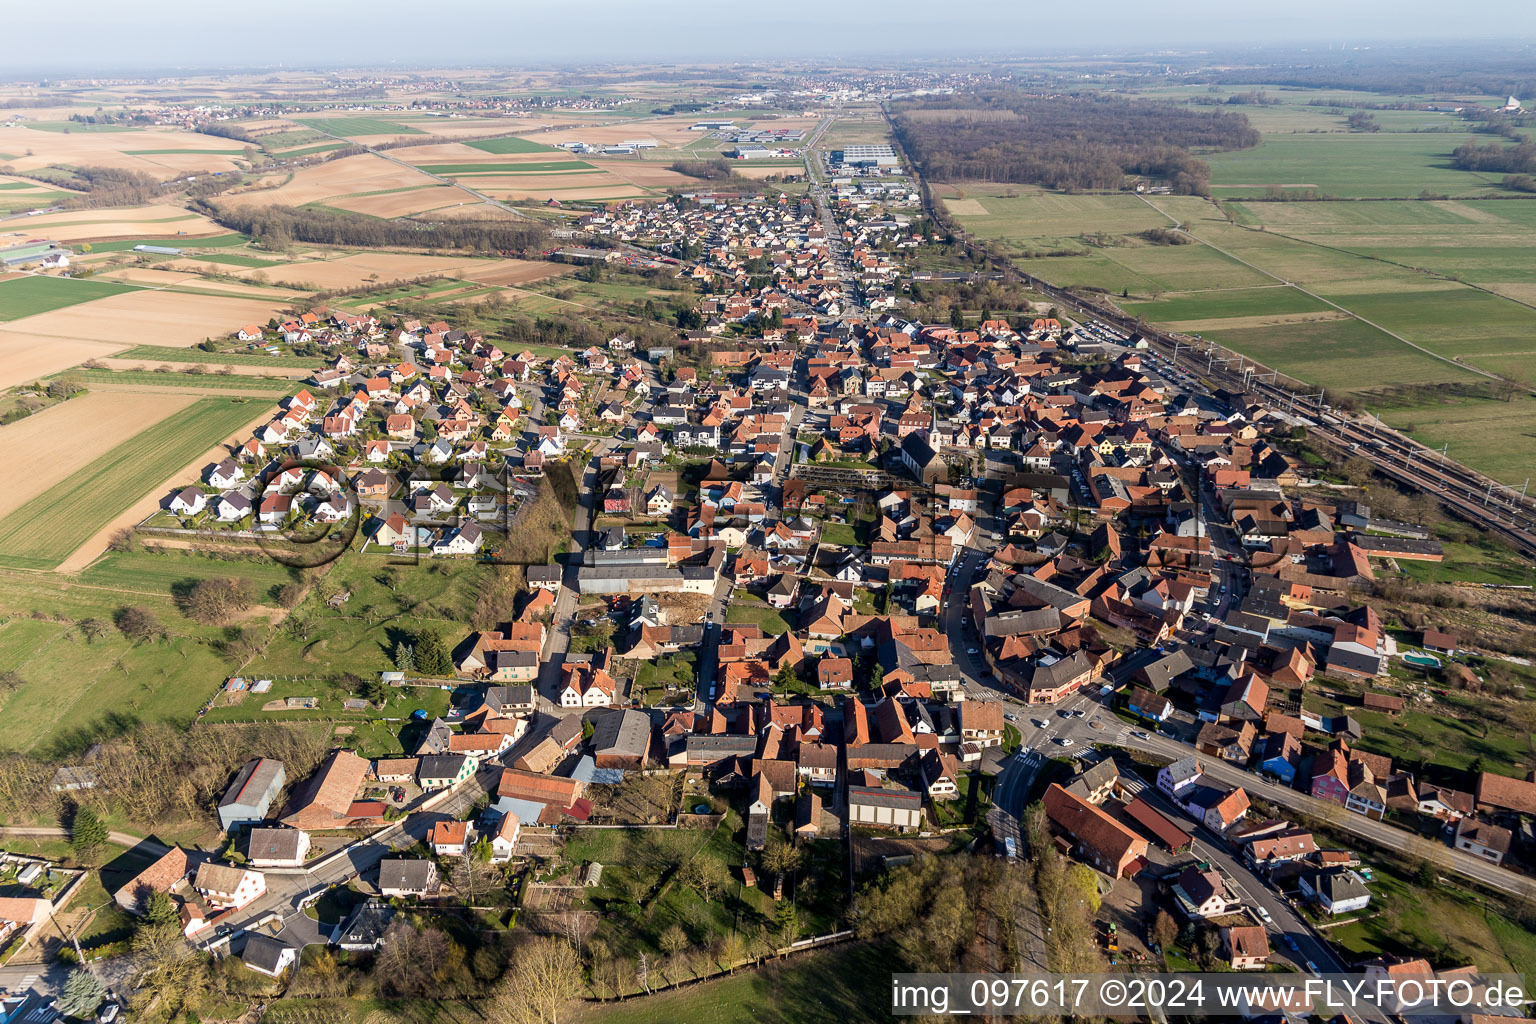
[219,758,284,809]
[591,709,652,760]
[848,784,922,809]
[248,827,304,862]
[418,754,469,781]
[241,933,293,974]
[379,858,436,892]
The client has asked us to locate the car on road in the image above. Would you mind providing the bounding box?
[1004,712,1016,721]
[1305,961,1319,975]
[1133,730,1149,739]
[98,1005,121,1024]
[966,647,978,655]
[1055,737,1075,746]
[1257,906,1272,923]
[1072,709,1085,717]
[943,601,949,609]
[1033,719,1049,729]
[1284,935,1299,951]
[1058,709,1072,718]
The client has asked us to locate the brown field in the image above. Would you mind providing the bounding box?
[2,126,248,177]
[0,332,127,390]
[232,251,503,290]
[5,289,291,348]
[56,401,276,574]
[587,160,700,188]
[0,390,198,518]
[482,182,650,201]
[726,165,806,181]
[422,201,529,221]
[327,184,464,218]
[520,117,708,148]
[6,204,225,242]
[1164,311,1353,333]
[456,260,570,287]
[217,154,441,209]
[95,266,308,300]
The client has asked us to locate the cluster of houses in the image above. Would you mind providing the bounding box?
[582,190,919,316]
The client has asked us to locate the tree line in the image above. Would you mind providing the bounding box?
[192,200,547,253]
[1451,135,1536,175]
[890,90,1258,195]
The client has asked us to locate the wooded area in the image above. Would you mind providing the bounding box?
[195,201,546,253]
[891,91,1259,194]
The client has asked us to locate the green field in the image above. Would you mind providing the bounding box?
[416,161,596,174]
[0,275,140,320]
[85,234,251,253]
[464,135,555,154]
[0,190,71,213]
[1121,285,1333,323]
[188,251,282,268]
[1205,133,1513,199]
[0,398,266,570]
[114,345,312,367]
[271,142,350,158]
[75,369,299,393]
[295,117,424,137]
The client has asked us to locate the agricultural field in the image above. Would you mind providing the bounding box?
[0,390,198,518]
[1204,134,1516,199]
[218,153,443,213]
[3,203,226,242]
[0,397,272,569]
[294,116,424,137]
[0,275,140,320]
[0,124,250,176]
[947,180,1536,479]
[464,135,557,154]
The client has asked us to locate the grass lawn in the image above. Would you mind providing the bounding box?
[0,397,269,570]
[1327,860,1536,974]
[570,941,895,1024]
[634,653,698,705]
[464,135,556,155]
[0,275,139,320]
[1302,686,1534,777]
[726,601,790,635]
[819,521,857,547]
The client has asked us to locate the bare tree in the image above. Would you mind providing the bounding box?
[492,937,585,1024]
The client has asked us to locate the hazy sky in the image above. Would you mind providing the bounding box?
[7,0,1536,72]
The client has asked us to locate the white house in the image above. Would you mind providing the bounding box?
[192,863,266,911]
[169,488,207,516]
[433,522,483,556]
[206,460,245,489]
[490,811,521,863]
[1298,869,1370,915]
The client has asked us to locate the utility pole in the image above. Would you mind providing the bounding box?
[1485,481,1494,506]
[1438,442,1448,466]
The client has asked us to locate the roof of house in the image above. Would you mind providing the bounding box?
[283,749,369,829]
[379,858,436,892]
[1226,924,1269,960]
[591,708,651,761]
[1475,771,1536,814]
[115,846,189,911]
[1043,783,1146,869]
[219,757,285,809]
[194,861,250,895]
[242,933,294,974]
[248,827,305,862]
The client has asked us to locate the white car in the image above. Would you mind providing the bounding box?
[1257,906,1273,923]
[1056,737,1075,747]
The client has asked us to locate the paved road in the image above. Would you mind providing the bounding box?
[199,767,498,951]
[1053,714,1536,902]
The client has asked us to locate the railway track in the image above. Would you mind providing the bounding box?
[1021,274,1536,560]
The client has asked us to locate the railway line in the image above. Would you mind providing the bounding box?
[1021,273,1536,560]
